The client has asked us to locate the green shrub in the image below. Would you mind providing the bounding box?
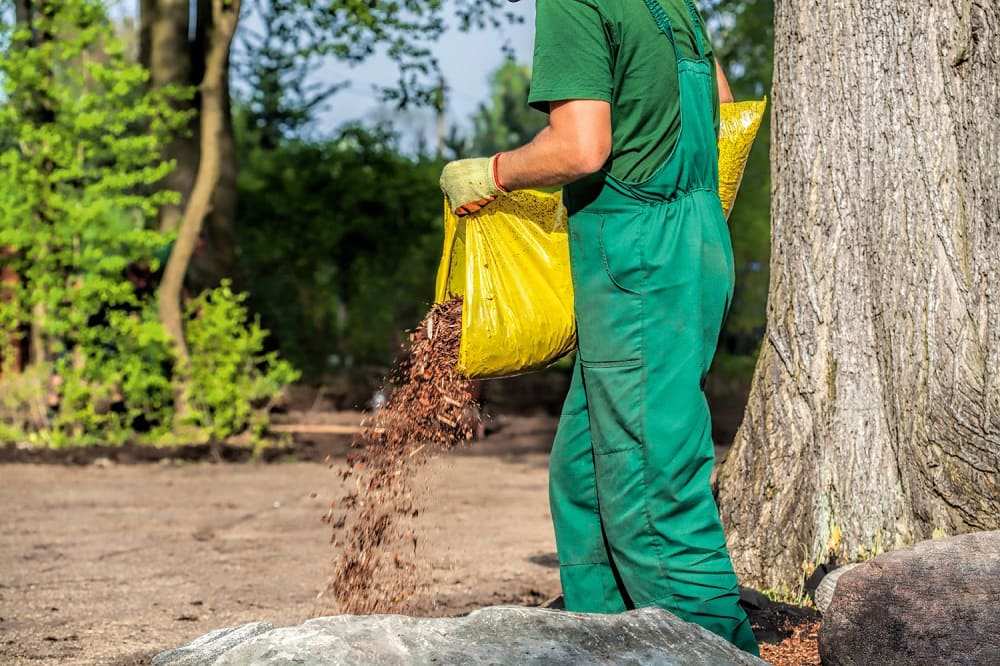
[0,0,185,446]
[0,2,297,448]
[184,281,299,443]
[48,307,176,446]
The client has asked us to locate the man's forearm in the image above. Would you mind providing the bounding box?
[495,100,612,192]
[438,100,611,214]
[497,126,600,191]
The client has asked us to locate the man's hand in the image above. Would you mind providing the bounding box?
[439,155,506,216]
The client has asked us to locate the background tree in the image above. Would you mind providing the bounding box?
[0,0,296,445]
[156,0,240,411]
[235,121,443,378]
[234,56,550,382]
[716,0,1000,592]
[235,0,345,152]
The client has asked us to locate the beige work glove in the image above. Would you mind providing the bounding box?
[439,154,507,216]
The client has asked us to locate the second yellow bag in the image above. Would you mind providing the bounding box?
[718,98,766,217]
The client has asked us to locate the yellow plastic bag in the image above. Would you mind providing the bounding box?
[434,190,576,379]
[718,98,767,218]
[436,98,766,379]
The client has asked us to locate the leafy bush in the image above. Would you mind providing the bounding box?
[0,1,297,447]
[0,0,185,446]
[185,281,299,443]
[0,364,49,444]
[48,306,176,446]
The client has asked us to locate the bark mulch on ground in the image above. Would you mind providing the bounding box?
[759,619,821,665]
[325,298,481,614]
[749,600,822,666]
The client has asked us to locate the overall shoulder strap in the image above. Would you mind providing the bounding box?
[682,0,707,58]
[640,0,681,60]
[641,0,708,60]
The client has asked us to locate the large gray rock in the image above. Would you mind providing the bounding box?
[819,530,1000,665]
[154,606,766,665]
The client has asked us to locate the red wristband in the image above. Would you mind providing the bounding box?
[491,153,510,193]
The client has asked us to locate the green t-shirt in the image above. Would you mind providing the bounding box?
[528,0,717,183]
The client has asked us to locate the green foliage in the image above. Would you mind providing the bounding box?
[47,307,176,446]
[184,281,299,443]
[708,0,774,99]
[759,586,814,608]
[235,0,522,119]
[235,118,444,375]
[236,0,348,148]
[0,364,48,444]
[710,352,759,381]
[0,0,186,445]
[0,0,296,446]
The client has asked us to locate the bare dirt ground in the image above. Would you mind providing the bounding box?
[1,413,815,665]
[0,416,562,665]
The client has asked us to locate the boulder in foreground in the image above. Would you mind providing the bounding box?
[154,605,766,665]
[819,530,1000,665]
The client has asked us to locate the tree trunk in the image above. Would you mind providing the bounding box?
[145,0,199,235]
[13,0,30,25]
[141,0,238,282]
[188,0,237,287]
[157,0,240,393]
[138,0,155,71]
[716,0,1000,592]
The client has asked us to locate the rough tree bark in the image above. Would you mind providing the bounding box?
[716,0,1000,591]
[157,0,241,385]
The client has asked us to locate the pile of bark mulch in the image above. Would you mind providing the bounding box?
[748,600,821,665]
[759,620,820,665]
[325,298,480,614]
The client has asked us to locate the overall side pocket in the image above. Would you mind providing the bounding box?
[570,212,643,365]
[599,212,646,296]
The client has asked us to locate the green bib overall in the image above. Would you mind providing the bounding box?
[548,0,759,655]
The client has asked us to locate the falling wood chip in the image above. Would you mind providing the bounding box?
[326,298,481,615]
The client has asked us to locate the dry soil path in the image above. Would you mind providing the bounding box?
[0,417,561,664]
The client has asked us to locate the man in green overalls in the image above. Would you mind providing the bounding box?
[439,0,759,656]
